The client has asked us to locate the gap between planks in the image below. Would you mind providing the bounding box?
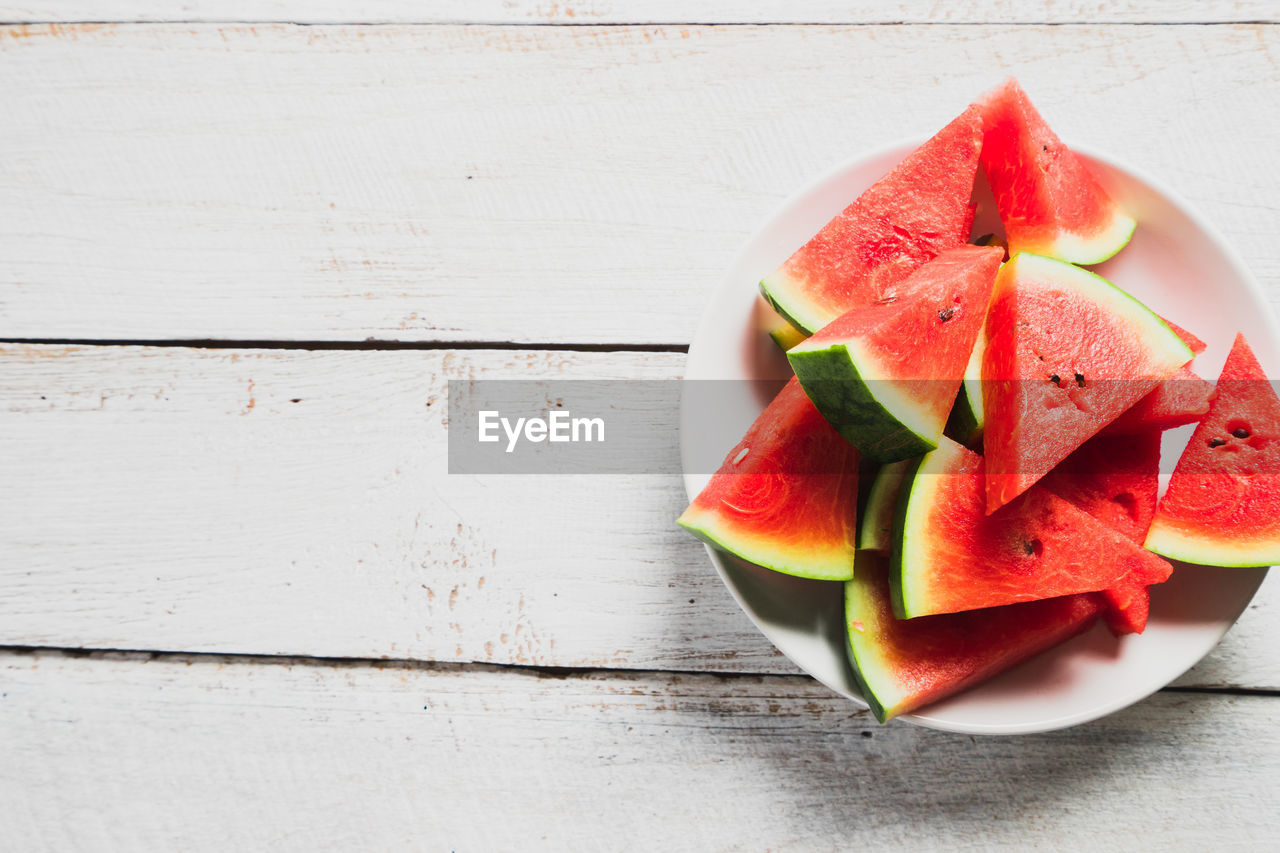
[0,644,770,684]
[0,338,690,353]
[4,645,1278,698]
[4,21,1280,27]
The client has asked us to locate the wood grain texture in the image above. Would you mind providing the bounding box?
[0,343,1276,690]
[1,23,1278,344]
[0,344,749,670]
[4,1,1279,24]
[2,649,1277,851]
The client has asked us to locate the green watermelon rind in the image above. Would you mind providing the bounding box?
[1140,334,1280,569]
[677,506,856,582]
[944,320,987,448]
[760,272,831,335]
[766,316,809,352]
[887,444,945,619]
[857,459,911,553]
[1144,519,1280,569]
[893,435,1175,618]
[787,340,940,464]
[1027,208,1137,268]
[1003,252,1194,369]
[843,577,902,723]
[983,253,1194,512]
[847,566,1107,724]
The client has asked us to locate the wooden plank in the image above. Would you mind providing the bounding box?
[1,23,1278,344]
[4,1,1279,25]
[1,649,1277,850]
[0,343,770,670]
[1,343,1277,691]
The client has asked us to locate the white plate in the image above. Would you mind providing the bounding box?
[680,141,1275,734]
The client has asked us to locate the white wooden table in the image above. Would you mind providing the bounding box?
[3,3,1279,848]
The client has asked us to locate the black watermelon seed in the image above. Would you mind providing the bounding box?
[1234,428,1251,439]
[1049,374,1061,385]
[938,307,955,322]
[1209,438,1227,448]
[1074,372,1086,388]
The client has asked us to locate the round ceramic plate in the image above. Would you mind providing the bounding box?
[680,140,1275,734]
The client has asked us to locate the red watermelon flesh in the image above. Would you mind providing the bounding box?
[677,377,860,581]
[1101,583,1151,638]
[787,244,1003,462]
[759,106,983,333]
[1105,323,1215,435]
[893,437,1173,619]
[978,79,1134,265]
[982,254,1191,514]
[845,557,1102,722]
[1104,365,1215,435]
[1039,432,1162,635]
[1146,334,1280,567]
[1165,320,1208,357]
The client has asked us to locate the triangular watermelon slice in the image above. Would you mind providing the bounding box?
[1105,323,1214,435]
[943,307,988,449]
[952,314,1208,444]
[677,378,860,580]
[846,557,1102,722]
[1146,333,1280,566]
[892,437,1172,619]
[1103,365,1215,435]
[1165,320,1208,357]
[756,297,809,352]
[1039,432,1162,635]
[788,245,1002,462]
[760,106,983,333]
[857,460,910,553]
[978,78,1135,265]
[768,319,807,352]
[982,253,1192,513]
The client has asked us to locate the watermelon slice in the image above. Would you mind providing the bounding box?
[677,378,860,580]
[769,324,807,352]
[892,437,1172,619]
[1105,324,1214,435]
[755,296,810,352]
[1165,320,1208,357]
[955,313,1208,441]
[788,245,1002,462]
[760,106,983,333]
[857,460,910,553]
[845,557,1103,722]
[982,253,1192,513]
[1146,334,1280,567]
[944,310,987,448]
[1100,582,1151,638]
[978,78,1135,265]
[1039,432,1162,635]
[1040,432,1161,543]
[1103,365,1215,435]
[768,318,807,352]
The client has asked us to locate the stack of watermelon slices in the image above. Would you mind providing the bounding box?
[679,78,1280,723]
